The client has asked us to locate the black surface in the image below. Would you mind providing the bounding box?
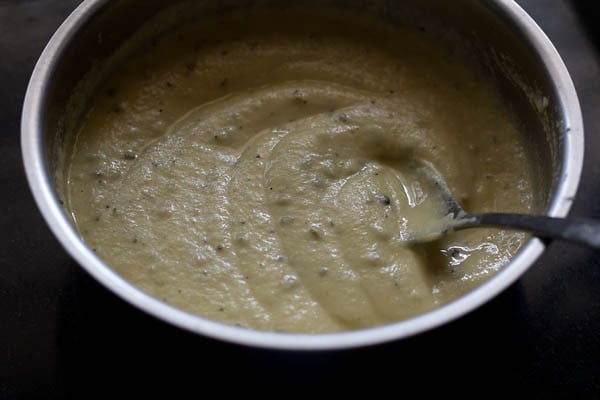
[1,1,599,398]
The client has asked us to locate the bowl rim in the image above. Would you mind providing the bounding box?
[21,0,584,350]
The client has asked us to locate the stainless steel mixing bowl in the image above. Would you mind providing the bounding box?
[21,0,583,350]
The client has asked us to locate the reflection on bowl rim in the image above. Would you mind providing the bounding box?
[21,0,583,350]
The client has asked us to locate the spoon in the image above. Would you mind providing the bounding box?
[408,162,600,249]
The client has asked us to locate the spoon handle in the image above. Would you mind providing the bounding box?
[464,213,600,249]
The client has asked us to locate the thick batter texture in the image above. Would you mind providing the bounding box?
[66,10,535,332]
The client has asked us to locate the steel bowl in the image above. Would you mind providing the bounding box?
[21,0,583,350]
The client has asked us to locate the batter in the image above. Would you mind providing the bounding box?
[66,10,535,332]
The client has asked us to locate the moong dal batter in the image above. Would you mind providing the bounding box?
[66,10,535,332]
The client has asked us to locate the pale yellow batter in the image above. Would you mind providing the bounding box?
[66,10,535,332]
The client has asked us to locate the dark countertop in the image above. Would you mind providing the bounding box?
[1,1,599,398]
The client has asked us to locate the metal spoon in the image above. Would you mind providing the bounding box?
[408,162,600,249]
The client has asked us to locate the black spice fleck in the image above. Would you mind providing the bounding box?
[123,150,137,160]
[378,195,391,206]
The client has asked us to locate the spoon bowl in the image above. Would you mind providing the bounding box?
[409,162,600,249]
